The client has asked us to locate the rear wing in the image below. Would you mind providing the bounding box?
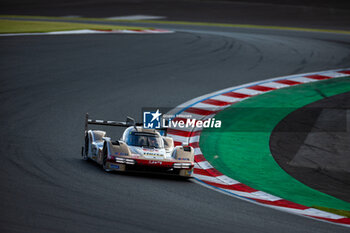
[84,113,142,131]
[84,113,168,136]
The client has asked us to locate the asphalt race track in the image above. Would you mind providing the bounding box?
[1,2,350,233]
[270,92,350,203]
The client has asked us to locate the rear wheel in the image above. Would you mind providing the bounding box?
[102,144,111,172]
[82,134,89,160]
[82,147,88,161]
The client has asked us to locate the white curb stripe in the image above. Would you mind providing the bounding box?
[168,135,200,143]
[196,161,214,170]
[232,88,263,95]
[290,77,318,83]
[260,81,290,89]
[192,102,229,111]
[215,175,241,185]
[194,174,229,184]
[194,148,202,155]
[211,95,243,103]
[222,190,282,201]
[322,71,349,78]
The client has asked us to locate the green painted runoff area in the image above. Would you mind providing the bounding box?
[199,77,350,210]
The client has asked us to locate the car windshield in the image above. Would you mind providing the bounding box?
[126,132,163,149]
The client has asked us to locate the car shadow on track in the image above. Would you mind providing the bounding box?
[78,158,193,182]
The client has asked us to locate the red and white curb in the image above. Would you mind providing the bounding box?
[167,68,350,227]
[0,29,174,37]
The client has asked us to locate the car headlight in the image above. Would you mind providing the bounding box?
[115,157,135,165]
[115,157,125,163]
[173,163,192,169]
[125,159,135,165]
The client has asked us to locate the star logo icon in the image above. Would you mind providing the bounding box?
[150,109,162,122]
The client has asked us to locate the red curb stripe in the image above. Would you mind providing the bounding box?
[194,168,223,177]
[222,92,251,98]
[189,142,199,148]
[305,74,332,80]
[194,168,212,176]
[167,128,202,137]
[194,154,206,162]
[201,99,232,106]
[275,79,302,86]
[174,141,182,146]
[338,70,350,75]
[184,107,218,116]
[206,168,224,176]
[252,199,309,210]
[247,85,276,92]
[203,180,257,193]
[174,140,199,148]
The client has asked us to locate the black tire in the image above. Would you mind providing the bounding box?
[81,147,89,161]
[82,135,89,160]
[102,144,111,172]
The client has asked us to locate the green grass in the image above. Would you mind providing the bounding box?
[313,206,350,218]
[1,14,350,35]
[0,19,149,34]
[200,77,350,213]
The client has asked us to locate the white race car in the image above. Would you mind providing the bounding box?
[82,114,194,177]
